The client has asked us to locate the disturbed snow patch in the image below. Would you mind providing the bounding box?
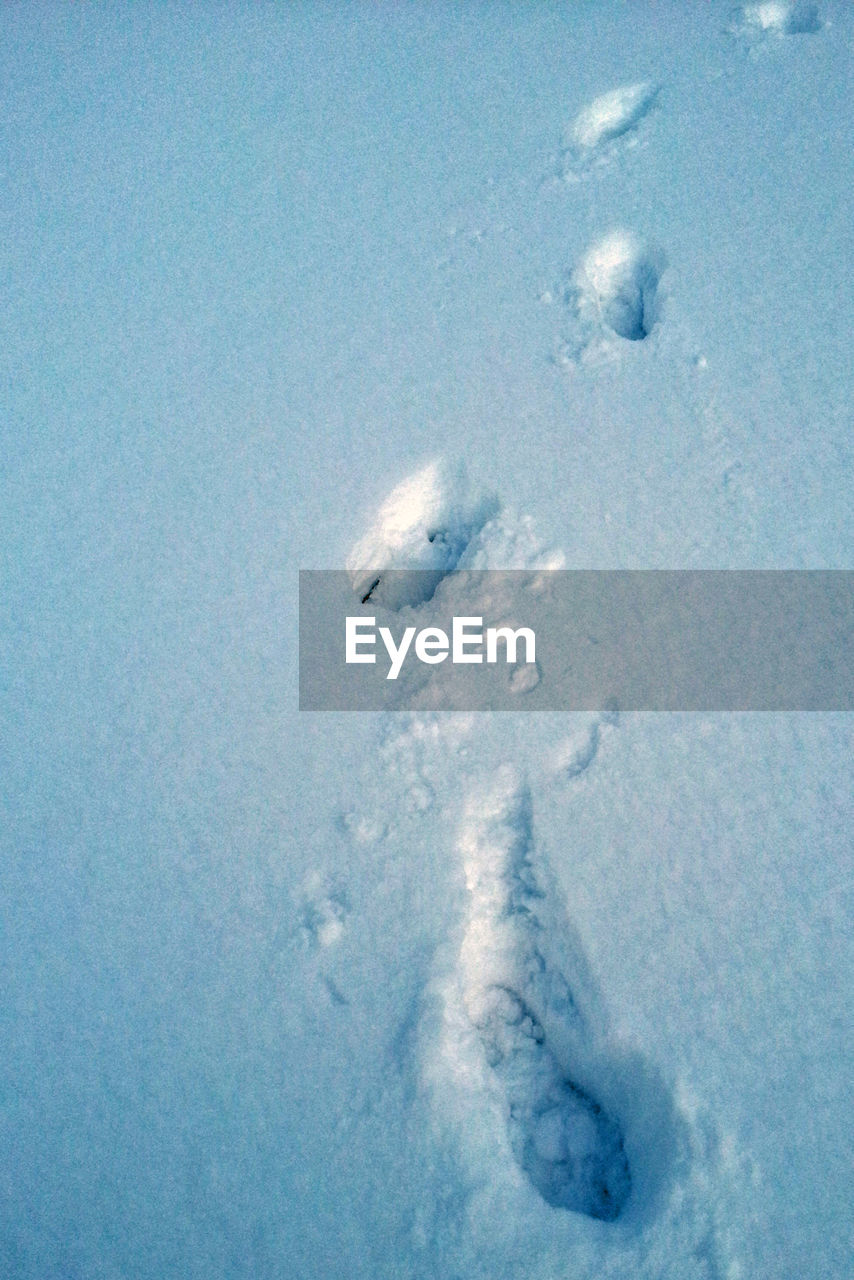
[298,870,349,949]
[347,460,498,611]
[564,82,659,173]
[550,703,620,782]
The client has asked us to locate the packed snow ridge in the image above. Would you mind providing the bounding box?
[456,770,631,1220]
[572,231,665,342]
[569,81,659,153]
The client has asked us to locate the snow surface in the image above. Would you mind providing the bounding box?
[1,3,852,1279]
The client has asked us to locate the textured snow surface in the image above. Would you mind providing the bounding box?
[1,4,852,1279]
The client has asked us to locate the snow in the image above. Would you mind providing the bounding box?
[566,81,660,160]
[738,2,823,36]
[346,459,498,610]
[571,230,666,346]
[1,3,851,1279]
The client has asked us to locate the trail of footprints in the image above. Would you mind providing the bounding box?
[344,461,635,1219]
[556,4,820,358]
[559,77,665,359]
[343,474,727,1263]
[333,1,826,1234]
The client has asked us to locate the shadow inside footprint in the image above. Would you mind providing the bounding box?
[602,257,661,340]
[522,1076,631,1220]
[473,984,631,1221]
[739,1,821,35]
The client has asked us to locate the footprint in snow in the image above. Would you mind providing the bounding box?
[733,1,822,37]
[558,230,666,365]
[346,459,563,614]
[454,769,631,1220]
[346,460,498,613]
[573,230,665,343]
[561,81,660,178]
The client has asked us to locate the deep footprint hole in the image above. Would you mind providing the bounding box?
[572,234,666,345]
[602,257,662,341]
[482,985,632,1221]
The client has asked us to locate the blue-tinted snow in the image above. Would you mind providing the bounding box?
[1,4,851,1278]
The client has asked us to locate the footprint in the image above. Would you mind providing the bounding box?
[735,1,821,36]
[563,82,659,175]
[456,770,632,1220]
[347,461,563,617]
[552,703,619,781]
[571,231,666,344]
[346,460,498,611]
